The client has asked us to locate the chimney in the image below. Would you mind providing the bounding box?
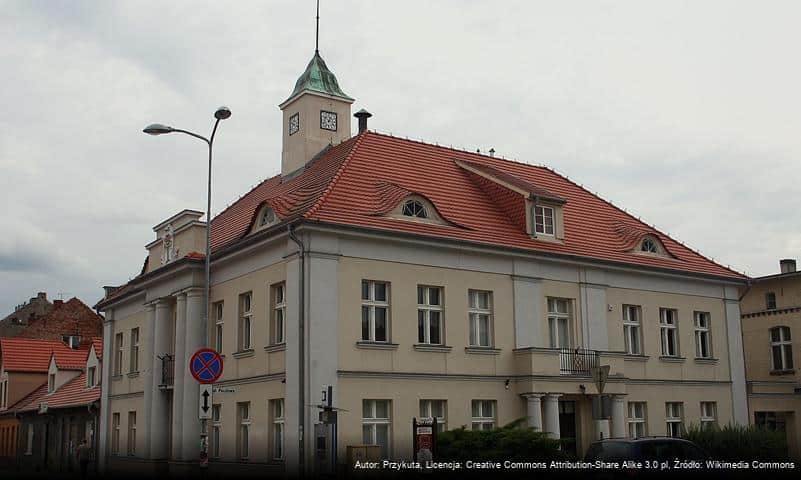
[38,292,47,300]
[354,109,372,133]
[53,299,64,308]
[780,259,796,274]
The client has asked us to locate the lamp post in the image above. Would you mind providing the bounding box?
[143,106,231,468]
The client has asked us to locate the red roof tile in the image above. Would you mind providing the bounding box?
[0,338,89,373]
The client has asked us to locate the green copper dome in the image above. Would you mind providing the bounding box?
[285,52,353,103]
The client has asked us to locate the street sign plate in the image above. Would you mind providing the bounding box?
[190,348,224,384]
[199,384,213,419]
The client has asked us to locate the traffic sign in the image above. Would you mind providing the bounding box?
[190,348,224,384]
[199,384,213,419]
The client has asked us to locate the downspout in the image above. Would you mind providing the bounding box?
[288,224,306,476]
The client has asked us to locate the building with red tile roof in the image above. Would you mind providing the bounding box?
[95,44,750,476]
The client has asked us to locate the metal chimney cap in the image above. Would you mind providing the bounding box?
[354,109,372,118]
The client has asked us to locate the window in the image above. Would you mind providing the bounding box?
[770,326,793,371]
[271,284,286,345]
[417,286,443,345]
[320,110,337,131]
[534,205,555,235]
[214,302,224,353]
[694,312,712,359]
[665,402,684,437]
[238,402,251,459]
[628,402,647,438]
[289,112,299,135]
[419,400,447,433]
[361,281,389,342]
[700,402,717,430]
[114,332,123,375]
[402,200,428,219]
[259,207,278,227]
[362,400,391,458]
[87,366,96,387]
[48,373,55,393]
[62,335,81,349]
[127,411,137,455]
[271,399,285,460]
[623,305,643,355]
[471,400,496,431]
[468,290,493,347]
[641,238,658,253]
[766,292,777,310]
[211,404,221,458]
[548,298,571,348]
[238,293,253,351]
[25,424,34,455]
[659,308,679,357]
[0,379,6,408]
[755,412,786,431]
[130,327,139,372]
[111,413,120,455]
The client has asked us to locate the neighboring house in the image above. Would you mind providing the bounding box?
[0,294,103,344]
[95,47,748,477]
[741,259,801,459]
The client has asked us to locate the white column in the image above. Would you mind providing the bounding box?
[149,299,171,459]
[611,395,626,439]
[171,293,187,460]
[142,304,156,457]
[97,313,115,472]
[523,394,543,431]
[181,289,204,461]
[542,394,562,439]
[595,419,610,440]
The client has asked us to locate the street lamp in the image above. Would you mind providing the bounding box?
[143,106,230,348]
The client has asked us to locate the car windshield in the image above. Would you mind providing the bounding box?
[586,441,632,461]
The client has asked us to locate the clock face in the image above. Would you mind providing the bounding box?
[320,110,337,131]
[289,113,299,135]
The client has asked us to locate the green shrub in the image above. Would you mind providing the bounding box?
[437,418,567,462]
[684,423,787,460]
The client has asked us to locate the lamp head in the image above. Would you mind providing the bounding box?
[214,106,232,120]
[143,123,174,135]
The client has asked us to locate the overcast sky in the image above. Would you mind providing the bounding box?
[1,0,799,314]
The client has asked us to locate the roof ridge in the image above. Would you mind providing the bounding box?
[303,131,369,219]
[543,166,746,278]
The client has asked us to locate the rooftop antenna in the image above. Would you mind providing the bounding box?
[315,0,320,54]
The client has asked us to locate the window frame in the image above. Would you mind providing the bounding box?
[419,399,447,433]
[361,280,390,343]
[700,402,717,430]
[114,332,124,376]
[362,399,391,458]
[770,326,793,371]
[111,412,120,455]
[468,290,493,347]
[694,312,712,359]
[665,402,684,437]
[417,286,444,345]
[320,110,338,131]
[766,292,777,310]
[402,199,429,219]
[130,327,139,372]
[471,399,496,431]
[48,373,55,393]
[127,411,137,456]
[238,292,253,351]
[214,301,224,353]
[211,404,221,458]
[623,305,643,355]
[534,205,555,236]
[270,399,285,460]
[87,366,96,387]
[627,401,647,438]
[659,308,680,357]
[271,283,287,345]
[289,112,300,136]
[547,297,572,349]
[237,402,251,460]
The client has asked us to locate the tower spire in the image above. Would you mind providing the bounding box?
[315,0,320,54]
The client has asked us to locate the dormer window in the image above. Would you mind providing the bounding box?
[641,238,658,253]
[402,200,428,219]
[48,373,55,393]
[534,206,555,235]
[257,206,279,229]
[87,366,96,387]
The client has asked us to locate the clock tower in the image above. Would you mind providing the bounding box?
[279,51,354,176]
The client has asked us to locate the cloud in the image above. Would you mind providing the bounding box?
[1,0,800,313]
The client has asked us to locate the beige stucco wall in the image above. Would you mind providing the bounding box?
[110,310,147,398]
[107,395,145,456]
[281,92,352,175]
[6,372,47,407]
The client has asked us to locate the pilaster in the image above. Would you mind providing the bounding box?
[171,293,187,459]
[181,288,205,460]
[149,299,171,459]
[97,311,115,472]
[542,394,562,439]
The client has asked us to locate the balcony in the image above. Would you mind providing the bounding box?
[558,348,599,375]
[158,354,174,388]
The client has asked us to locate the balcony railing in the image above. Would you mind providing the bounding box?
[158,354,174,388]
[559,348,599,375]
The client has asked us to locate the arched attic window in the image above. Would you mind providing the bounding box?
[401,199,428,219]
[387,195,448,225]
[636,235,667,256]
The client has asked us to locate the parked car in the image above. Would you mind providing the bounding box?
[584,437,708,463]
